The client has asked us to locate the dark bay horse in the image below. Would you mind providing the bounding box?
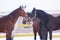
[31,8,54,40]
[31,8,60,40]
[0,6,28,40]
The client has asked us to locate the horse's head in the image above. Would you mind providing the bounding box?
[22,17,32,24]
[18,5,28,18]
[22,8,37,24]
[31,8,36,15]
[22,12,33,24]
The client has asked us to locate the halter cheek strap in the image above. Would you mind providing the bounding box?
[32,10,37,20]
[35,10,36,17]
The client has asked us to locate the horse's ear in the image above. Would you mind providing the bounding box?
[24,5,26,8]
[22,5,26,9]
[33,8,36,10]
[32,8,36,11]
[19,5,26,9]
[19,6,22,9]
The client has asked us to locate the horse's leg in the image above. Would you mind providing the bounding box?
[6,31,13,40]
[39,23,46,40]
[33,27,36,40]
[39,23,44,40]
[44,32,48,40]
[47,23,52,40]
[49,30,52,40]
[40,29,44,40]
[34,32,36,40]
[40,30,48,40]
[40,24,48,40]
[40,27,45,40]
[38,31,41,40]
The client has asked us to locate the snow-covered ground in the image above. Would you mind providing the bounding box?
[0,36,60,40]
[0,29,60,40]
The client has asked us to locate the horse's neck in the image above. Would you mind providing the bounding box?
[9,12,19,24]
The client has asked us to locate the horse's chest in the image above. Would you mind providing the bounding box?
[0,20,14,31]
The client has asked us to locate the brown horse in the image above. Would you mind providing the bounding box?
[33,17,47,40]
[33,18,40,40]
[0,6,28,40]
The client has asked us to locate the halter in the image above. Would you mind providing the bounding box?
[32,10,37,19]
